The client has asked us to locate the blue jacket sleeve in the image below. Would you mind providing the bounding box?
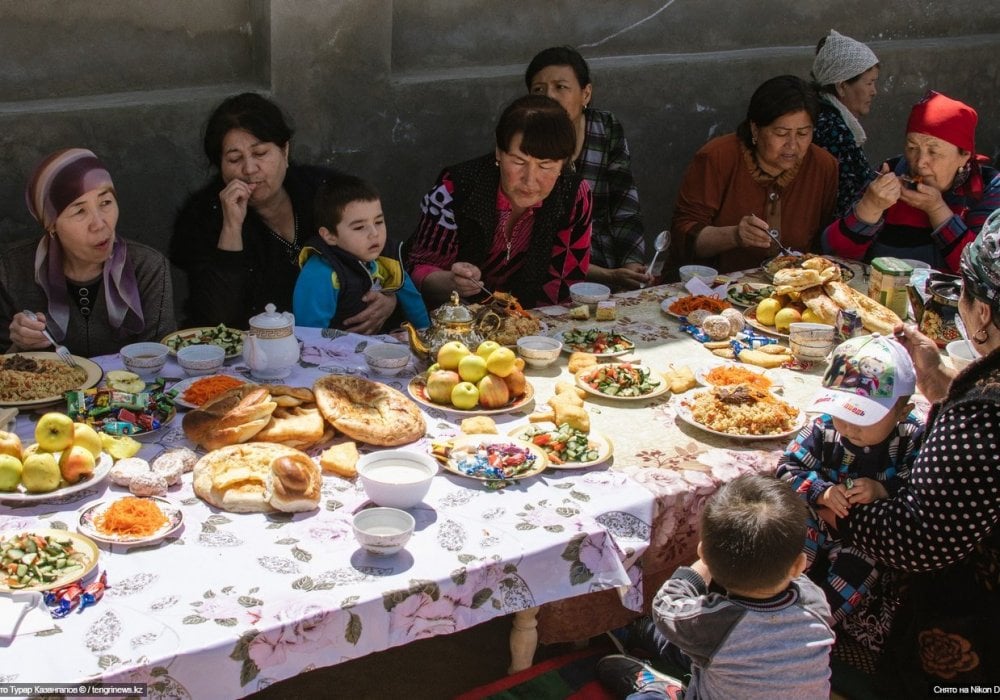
[395,271,431,329]
[293,257,339,328]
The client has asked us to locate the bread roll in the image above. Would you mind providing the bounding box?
[266,454,321,512]
[772,267,822,292]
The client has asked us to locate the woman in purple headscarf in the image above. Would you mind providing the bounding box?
[0,148,176,357]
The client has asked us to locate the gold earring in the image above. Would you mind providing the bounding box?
[974,324,991,345]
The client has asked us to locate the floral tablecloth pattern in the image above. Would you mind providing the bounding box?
[2,327,654,699]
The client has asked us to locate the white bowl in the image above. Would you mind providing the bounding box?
[352,507,415,556]
[569,282,611,307]
[119,342,170,379]
[788,323,836,361]
[946,339,977,371]
[356,449,437,508]
[364,343,412,376]
[679,265,718,286]
[516,335,563,368]
[177,344,225,376]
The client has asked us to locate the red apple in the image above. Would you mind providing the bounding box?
[0,430,22,461]
[58,445,96,485]
[426,370,461,404]
[476,375,510,410]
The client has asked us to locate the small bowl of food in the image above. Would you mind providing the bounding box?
[679,265,719,286]
[177,344,225,376]
[788,323,836,362]
[516,335,563,368]
[569,282,611,308]
[364,343,412,376]
[119,342,170,379]
[946,339,977,371]
[352,507,415,556]
[357,449,437,508]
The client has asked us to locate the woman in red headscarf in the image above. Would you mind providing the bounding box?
[0,148,176,357]
[824,91,1000,272]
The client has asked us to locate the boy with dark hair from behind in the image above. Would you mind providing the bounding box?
[293,175,429,333]
[598,474,835,699]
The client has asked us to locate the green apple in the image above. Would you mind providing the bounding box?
[35,412,74,452]
[485,347,517,378]
[71,423,103,459]
[59,445,96,485]
[0,453,23,491]
[437,341,471,371]
[450,382,480,410]
[21,452,61,493]
[475,340,502,360]
[458,354,489,384]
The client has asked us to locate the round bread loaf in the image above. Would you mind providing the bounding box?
[266,453,322,512]
[193,442,318,513]
[313,375,425,446]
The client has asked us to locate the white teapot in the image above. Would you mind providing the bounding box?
[245,303,299,380]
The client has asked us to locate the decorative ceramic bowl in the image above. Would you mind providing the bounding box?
[357,450,437,508]
[352,507,415,556]
[177,344,226,376]
[946,339,976,371]
[364,343,412,377]
[788,323,836,362]
[515,336,563,368]
[119,342,170,379]
[679,265,718,286]
[569,282,611,307]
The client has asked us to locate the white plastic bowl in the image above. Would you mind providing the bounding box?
[119,342,170,379]
[569,282,611,307]
[364,343,412,376]
[177,344,225,376]
[356,449,437,508]
[679,265,718,286]
[352,507,415,556]
[947,339,977,371]
[516,335,563,368]
[788,323,836,362]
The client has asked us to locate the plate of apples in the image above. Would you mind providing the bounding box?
[0,412,113,502]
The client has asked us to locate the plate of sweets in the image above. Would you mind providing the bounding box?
[675,385,804,441]
[78,496,183,546]
[558,328,634,358]
[575,362,669,401]
[66,380,177,437]
[170,374,252,409]
[435,434,548,482]
[0,529,99,592]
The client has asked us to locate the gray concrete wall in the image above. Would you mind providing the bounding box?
[1,0,998,314]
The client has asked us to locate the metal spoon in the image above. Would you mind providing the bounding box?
[641,230,670,289]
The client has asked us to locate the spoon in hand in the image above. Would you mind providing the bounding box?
[641,230,670,289]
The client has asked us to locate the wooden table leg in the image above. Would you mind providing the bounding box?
[508,606,540,674]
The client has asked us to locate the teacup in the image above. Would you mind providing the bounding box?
[788,323,836,362]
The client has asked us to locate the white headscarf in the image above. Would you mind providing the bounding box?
[812,29,878,87]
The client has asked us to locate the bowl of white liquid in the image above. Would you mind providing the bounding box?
[356,450,438,508]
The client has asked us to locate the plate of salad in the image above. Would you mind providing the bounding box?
[161,325,245,359]
[575,362,668,401]
[725,283,775,308]
[508,422,612,469]
[558,328,635,357]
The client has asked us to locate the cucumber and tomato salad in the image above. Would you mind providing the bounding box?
[521,423,599,465]
[581,363,660,397]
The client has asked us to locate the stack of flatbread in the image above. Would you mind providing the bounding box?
[772,257,901,334]
[182,384,331,451]
[193,442,321,513]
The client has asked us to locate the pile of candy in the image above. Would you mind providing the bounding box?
[44,571,108,618]
[66,381,176,435]
[451,441,537,480]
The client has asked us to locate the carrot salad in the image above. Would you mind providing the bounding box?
[667,295,731,315]
[95,497,168,537]
[182,375,244,405]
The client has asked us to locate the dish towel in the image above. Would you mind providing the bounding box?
[0,592,55,643]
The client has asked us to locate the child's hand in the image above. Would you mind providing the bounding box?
[819,484,850,518]
[845,477,888,505]
[816,506,840,531]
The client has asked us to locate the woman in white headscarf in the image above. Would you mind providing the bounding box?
[810,29,880,216]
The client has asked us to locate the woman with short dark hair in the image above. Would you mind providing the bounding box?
[670,75,838,273]
[171,92,397,331]
[406,94,592,309]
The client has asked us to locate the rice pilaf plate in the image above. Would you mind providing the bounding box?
[675,385,803,440]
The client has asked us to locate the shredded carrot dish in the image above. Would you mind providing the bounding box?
[95,497,168,537]
[668,295,731,315]
[704,366,772,391]
[182,375,244,405]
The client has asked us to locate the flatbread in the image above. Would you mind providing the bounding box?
[253,404,327,449]
[182,385,277,450]
[193,442,311,513]
[823,281,901,335]
[313,375,425,446]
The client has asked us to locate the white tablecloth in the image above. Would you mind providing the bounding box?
[1,328,654,699]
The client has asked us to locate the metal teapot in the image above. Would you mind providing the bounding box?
[402,291,501,362]
[245,303,300,380]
